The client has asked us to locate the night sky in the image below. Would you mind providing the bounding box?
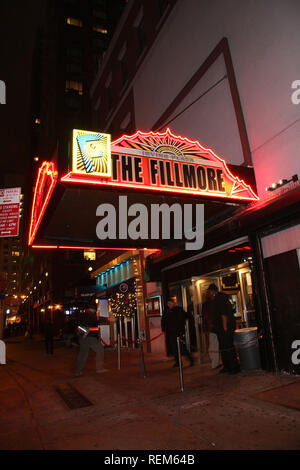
[0,1,46,182]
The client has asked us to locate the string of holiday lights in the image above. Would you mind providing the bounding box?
[109,292,137,318]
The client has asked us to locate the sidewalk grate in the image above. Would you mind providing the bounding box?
[55,383,93,409]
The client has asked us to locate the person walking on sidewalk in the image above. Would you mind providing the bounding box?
[164,297,194,368]
[207,284,240,374]
[75,304,108,377]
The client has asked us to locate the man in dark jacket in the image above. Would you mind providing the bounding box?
[163,297,194,367]
[207,284,240,374]
[75,304,108,376]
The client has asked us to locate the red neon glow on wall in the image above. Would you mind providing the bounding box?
[28,161,58,246]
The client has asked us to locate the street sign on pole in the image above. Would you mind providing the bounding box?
[0,187,21,238]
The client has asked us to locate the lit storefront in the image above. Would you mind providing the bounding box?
[160,240,256,355]
[91,250,152,347]
[30,127,289,367]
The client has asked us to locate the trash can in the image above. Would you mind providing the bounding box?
[234,327,261,371]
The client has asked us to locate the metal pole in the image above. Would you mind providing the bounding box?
[139,336,146,378]
[196,305,202,365]
[0,298,4,340]
[124,318,128,347]
[119,317,123,346]
[185,319,191,352]
[131,316,135,349]
[177,336,184,392]
[117,333,121,370]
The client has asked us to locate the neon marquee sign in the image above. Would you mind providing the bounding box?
[62,128,258,201]
[28,129,258,248]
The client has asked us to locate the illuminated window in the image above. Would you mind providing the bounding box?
[12,251,20,256]
[84,250,96,261]
[35,118,40,124]
[93,26,108,34]
[66,17,83,27]
[65,80,83,95]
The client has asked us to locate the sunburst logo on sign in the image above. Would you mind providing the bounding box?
[72,129,111,177]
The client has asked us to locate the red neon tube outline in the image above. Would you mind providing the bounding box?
[28,162,58,246]
[31,244,161,253]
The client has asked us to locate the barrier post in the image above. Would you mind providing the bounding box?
[139,337,146,379]
[117,333,121,370]
[131,317,135,349]
[177,336,184,392]
[124,319,129,347]
[185,319,191,352]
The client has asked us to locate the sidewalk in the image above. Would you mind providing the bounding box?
[0,335,300,451]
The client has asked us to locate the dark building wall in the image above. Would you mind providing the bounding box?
[264,249,300,375]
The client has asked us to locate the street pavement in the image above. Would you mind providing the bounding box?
[0,334,300,452]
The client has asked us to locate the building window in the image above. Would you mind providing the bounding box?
[66,17,83,27]
[65,80,83,95]
[93,26,108,34]
[84,250,96,261]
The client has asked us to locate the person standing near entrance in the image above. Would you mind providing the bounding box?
[75,304,107,377]
[207,284,240,374]
[163,297,194,368]
[202,299,222,370]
